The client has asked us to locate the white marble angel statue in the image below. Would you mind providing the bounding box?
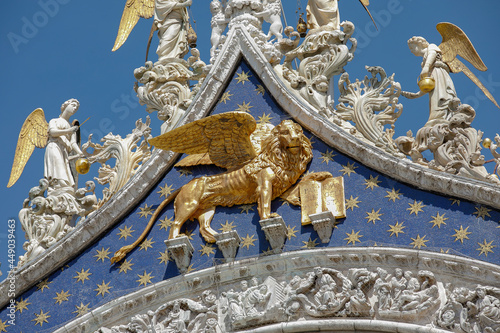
[306,0,373,32]
[112,0,192,61]
[404,23,499,123]
[399,23,500,162]
[8,98,84,189]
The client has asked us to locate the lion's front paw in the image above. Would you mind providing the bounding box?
[269,213,280,218]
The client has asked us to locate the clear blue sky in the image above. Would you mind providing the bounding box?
[1,0,500,276]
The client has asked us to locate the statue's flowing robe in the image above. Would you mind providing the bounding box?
[44,117,75,187]
[306,0,340,31]
[424,44,457,128]
[155,0,189,61]
[411,44,457,157]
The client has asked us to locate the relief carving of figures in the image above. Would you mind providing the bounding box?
[220,277,279,330]
[98,267,500,332]
[98,290,219,333]
[379,270,440,320]
[336,66,404,157]
[436,285,500,333]
[283,267,351,318]
[82,117,152,208]
[345,268,376,316]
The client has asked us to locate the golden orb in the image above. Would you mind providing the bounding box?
[297,17,307,38]
[418,75,435,93]
[75,158,90,175]
[483,138,492,149]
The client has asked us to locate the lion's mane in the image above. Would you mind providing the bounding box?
[244,120,313,198]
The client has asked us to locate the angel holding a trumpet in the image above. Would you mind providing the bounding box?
[8,99,84,189]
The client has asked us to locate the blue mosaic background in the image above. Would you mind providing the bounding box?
[1,60,499,332]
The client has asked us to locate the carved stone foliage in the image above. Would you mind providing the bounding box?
[279,21,356,114]
[134,50,207,133]
[395,101,500,185]
[95,265,500,333]
[82,117,152,208]
[336,66,404,157]
[98,290,219,333]
[18,178,97,266]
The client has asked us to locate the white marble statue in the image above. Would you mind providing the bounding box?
[155,0,193,61]
[210,0,228,59]
[397,24,500,173]
[45,98,84,188]
[254,0,283,42]
[306,0,340,31]
[402,37,457,130]
[8,98,84,189]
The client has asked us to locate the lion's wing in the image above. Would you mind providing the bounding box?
[149,112,257,170]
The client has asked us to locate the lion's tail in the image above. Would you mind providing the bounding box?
[110,188,181,264]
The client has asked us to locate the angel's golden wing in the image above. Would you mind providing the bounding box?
[437,22,486,71]
[437,22,499,109]
[149,112,258,170]
[8,108,49,188]
[112,0,155,52]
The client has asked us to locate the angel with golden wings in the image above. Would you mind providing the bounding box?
[8,99,83,189]
[402,23,499,127]
[112,0,192,61]
[399,23,500,163]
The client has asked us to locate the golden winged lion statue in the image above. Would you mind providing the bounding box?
[111,112,314,263]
